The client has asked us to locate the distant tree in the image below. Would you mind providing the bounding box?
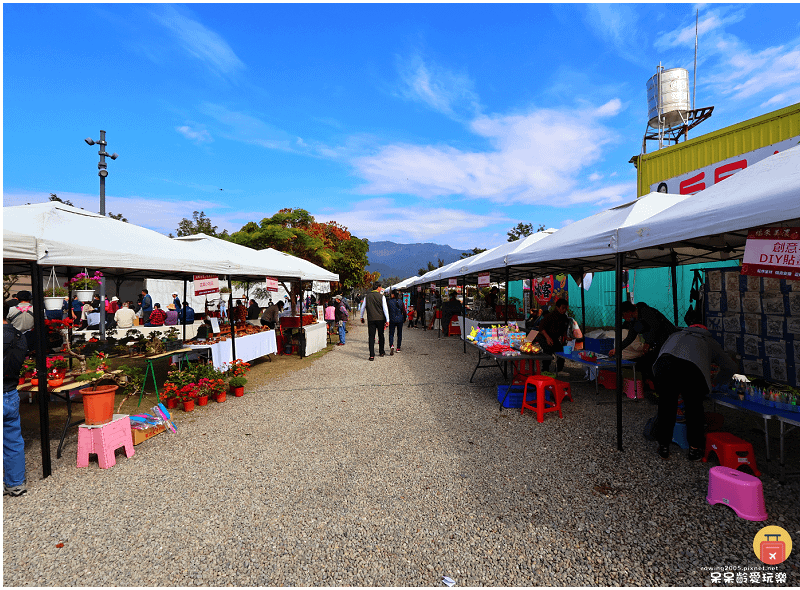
[175,210,228,238]
[417,261,438,276]
[108,212,128,222]
[383,276,402,287]
[507,222,546,242]
[49,193,74,206]
[437,258,445,268]
[460,247,487,259]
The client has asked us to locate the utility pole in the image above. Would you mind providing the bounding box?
[84,130,119,339]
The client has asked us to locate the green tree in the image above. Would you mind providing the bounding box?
[507,222,546,242]
[417,261,438,276]
[460,247,487,259]
[173,210,228,238]
[49,193,74,206]
[108,212,128,222]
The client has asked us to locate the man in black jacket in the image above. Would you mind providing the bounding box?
[609,301,677,382]
[359,283,389,361]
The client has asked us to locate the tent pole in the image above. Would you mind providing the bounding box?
[99,274,106,341]
[29,261,52,478]
[462,274,466,353]
[504,266,509,326]
[67,267,74,371]
[437,282,441,339]
[182,277,188,342]
[529,272,534,316]
[670,250,679,326]
[580,266,586,335]
[228,276,236,361]
[615,253,625,452]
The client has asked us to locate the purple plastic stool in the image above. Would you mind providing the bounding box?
[707,466,767,521]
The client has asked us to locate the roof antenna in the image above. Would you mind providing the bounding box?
[693,9,698,112]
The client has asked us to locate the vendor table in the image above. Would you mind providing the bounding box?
[554,351,637,400]
[301,322,327,357]
[18,370,122,459]
[186,330,278,369]
[457,317,500,340]
[710,393,800,482]
[465,341,550,409]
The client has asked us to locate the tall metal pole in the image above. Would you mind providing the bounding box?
[228,277,237,360]
[29,262,53,478]
[85,130,117,341]
[462,274,466,354]
[615,253,625,452]
[580,267,587,335]
[670,250,679,326]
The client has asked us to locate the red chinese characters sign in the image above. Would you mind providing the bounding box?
[477,272,490,286]
[194,274,219,296]
[265,277,279,292]
[741,227,800,281]
[533,276,554,305]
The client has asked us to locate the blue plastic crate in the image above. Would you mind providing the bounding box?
[584,337,614,355]
[497,385,525,408]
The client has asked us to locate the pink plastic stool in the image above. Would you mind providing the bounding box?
[623,377,644,399]
[521,375,560,423]
[703,431,761,476]
[707,466,767,521]
[77,414,135,469]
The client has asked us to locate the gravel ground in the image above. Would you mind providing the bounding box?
[4,320,799,586]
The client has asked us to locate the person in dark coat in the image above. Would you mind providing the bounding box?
[533,298,571,372]
[653,326,737,460]
[609,301,677,383]
[387,291,406,354]
[247,299,261,320]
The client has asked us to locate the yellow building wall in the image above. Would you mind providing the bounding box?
[636,103,800,196]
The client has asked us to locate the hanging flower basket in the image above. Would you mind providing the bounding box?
[44,297,65,310]
[74,289,95,302]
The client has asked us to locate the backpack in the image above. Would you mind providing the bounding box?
[3,325,28,385]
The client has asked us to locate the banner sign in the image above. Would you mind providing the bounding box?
[194,275,219,296]
[402,292,411,311]
[741,227,800,280]
[417,286,422,292]
[265,277,279,292]
[533,276,554,305]
[449,278,458,286]
[649,136,800,195]
[430,283,436,289]
[478,272,490,286]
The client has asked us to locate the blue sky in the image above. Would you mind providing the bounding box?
[4,3,800,253]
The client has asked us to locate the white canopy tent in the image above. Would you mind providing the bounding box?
[257,248,338,282]
[617,144,800,256]
[3,203,246,277]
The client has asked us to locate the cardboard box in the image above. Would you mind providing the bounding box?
[131,423,166,445]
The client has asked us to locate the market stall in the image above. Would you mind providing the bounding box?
[187,330,278,370]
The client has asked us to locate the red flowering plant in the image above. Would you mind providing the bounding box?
[223,359,251,378]
[46,356,69,373]
[159,383,180,402]
[197,378,226,399]
[177,383,200,403]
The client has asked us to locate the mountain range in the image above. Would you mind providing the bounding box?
[366,241,468,282]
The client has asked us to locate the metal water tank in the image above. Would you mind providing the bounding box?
[647,68,690,128]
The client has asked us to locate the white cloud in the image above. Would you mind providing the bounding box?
[317,198,513,247]
[351,104,623,204]
[582,4,650,66]
[2,189,242,237]
[396,54,480,118]
[558,182,636,206]
[150,5,245,78]
[589,173,603,182]
[654,8,746,50]
[176,124,212,144]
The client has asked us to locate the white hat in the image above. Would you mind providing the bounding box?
[111,296,119,302]
[172,292,178,296]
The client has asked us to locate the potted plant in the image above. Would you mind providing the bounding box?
[21,358,36,380]
[178,383,199,411]
[228,376,247,397]
[67,271,103,302]
[43,285,68,310]
[198,377,226,403]
[159,383,180,409]
[46,355,69,378]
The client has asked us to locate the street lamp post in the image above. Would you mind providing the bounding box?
[85,130,119,340]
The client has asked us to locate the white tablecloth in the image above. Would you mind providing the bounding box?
[303,322,328,356]
[187,330,278,369]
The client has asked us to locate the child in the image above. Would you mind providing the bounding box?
[406,305,415,328]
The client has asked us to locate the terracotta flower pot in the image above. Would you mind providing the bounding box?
[231,386,244,397]
[216,392,226,403]
[31,378,39,386]
[166,398,178,410]
[197,395,209,406]
[79,384,118,425]
[47,378,64,388]
[182,400,195,412]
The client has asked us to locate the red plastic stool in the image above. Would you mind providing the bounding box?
[551,379,573,404]
[521,375,560,423]
[510,359,542,386]
[703,431,761,477]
